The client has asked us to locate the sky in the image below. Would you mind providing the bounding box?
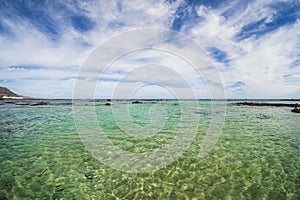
[0,0,299,99]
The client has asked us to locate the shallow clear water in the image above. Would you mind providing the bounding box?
[0,100,299,199]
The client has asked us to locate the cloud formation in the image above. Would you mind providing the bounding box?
[0,0,299,98]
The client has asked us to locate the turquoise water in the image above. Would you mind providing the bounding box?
[0,100,299,199]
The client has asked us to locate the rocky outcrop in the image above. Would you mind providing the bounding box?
[233,101,300,113]
[0,87,23,99]
[291,106,300,113]
[30,102,49,106]
[132,100,143,104]
[234,102,298,107]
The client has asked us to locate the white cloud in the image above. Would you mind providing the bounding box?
[230,21,300,98]
[0,0,183,67]
[74,29,223,99]
[182,1,300,98]
[0,0,299,98]
[0,0,185,98]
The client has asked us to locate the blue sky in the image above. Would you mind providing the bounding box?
[0,0,299,98]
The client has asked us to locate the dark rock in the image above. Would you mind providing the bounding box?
[55,184,64,192]
[132,100,142,104]
[234,102,298,107]
[107,99,111,102]
[85,172,94,180]
[105,103,111,106]
[5,101,15,104]
[256,115,271,119]
[30,101,49,106]
[291,107,300,113]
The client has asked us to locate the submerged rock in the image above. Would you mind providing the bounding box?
[55,184,64,192]
[291,107,300,113]
[256,115,271,119]
[30,101,49,106]
[84,172,94,180]
[132,100,142,104]
[5,101,15,104]
[234,102,298,107]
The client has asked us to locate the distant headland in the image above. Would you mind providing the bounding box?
[0,86,40,100]
[0,86,24,100]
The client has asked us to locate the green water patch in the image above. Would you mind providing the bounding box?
[0,100,299,199]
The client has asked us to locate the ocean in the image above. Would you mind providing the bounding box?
[0,100,299,199]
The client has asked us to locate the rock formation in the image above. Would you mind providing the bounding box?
[0,86,23,99]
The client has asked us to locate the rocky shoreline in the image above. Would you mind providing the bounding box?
[233,102,300,113]
[233,102,298,107]
[0,101,49,106]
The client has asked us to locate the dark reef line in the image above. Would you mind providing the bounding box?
[233,102,300,113]
[233,102,298,107]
